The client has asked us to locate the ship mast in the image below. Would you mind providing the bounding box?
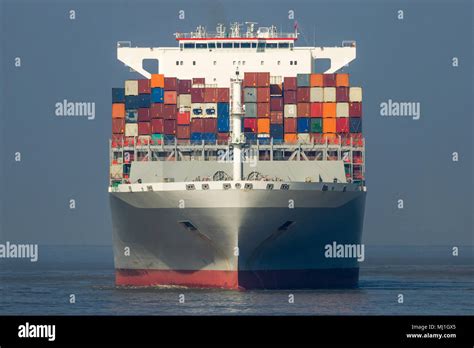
[230,71,244,181]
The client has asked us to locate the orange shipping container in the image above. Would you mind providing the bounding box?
[310,74,324,87]
[336,73,349,87]
[151,74,165,88]
[164,91,177,104]
[257,118,270,133]
[284,133,298,143]
[322,102,337,118]
[112,103,125,118]
[322,133,338,144]
[323,118,337,133]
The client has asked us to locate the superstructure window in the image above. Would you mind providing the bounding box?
[233,42,240,48]
[261,61,264,65]
[208,43,216,49]
[290,61,293,65]
[193,61,196,65]
[176,61,179,65]
[266,43,277,49]
[257,42,265,49]
[279,43,290,48]
[184,43,195,49]
[217,42,222,48]
[196,43,207,49]
[223,42,232,48]
[294,61,298,65]
[241,42,251,48]
[251,43,257,48]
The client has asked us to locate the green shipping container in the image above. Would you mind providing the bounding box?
[310,118,322,133]
[152,133,164,144]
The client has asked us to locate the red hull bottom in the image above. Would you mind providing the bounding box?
[116,268,359,289]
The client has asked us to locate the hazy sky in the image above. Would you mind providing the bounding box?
[0,0,472,246]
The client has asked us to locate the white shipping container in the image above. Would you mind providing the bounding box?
[284,104,297,118]
[191,103,204,118]
[178,94,191,108]
[297,133,311,143]
[336,103,349,117]
[310,87,324,102]
[349,87,363,102]
[125,123,138,137]
[203,103,218,118]
[110,165,123,179]
[125,80,138,96]
[323,87,336,102]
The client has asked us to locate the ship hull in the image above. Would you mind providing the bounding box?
[110,185,366,289]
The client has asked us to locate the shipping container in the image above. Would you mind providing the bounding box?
[151,74,165,88]
[284,104,297,118]
[217,88,230,102]
[310,74,324,87]
[138,94,151,108]
[217,114,230,132]
[191,118,204,133]
[164,119,176,134]
[112,118,125,134]
[190,132,202,143]
[110,164,123,179]
[203,118,217,133]
[283,90,297,104]
[310,118,323,133]
[151,118,164,133]
[257,118,270,133]
[257,87,270,103]
[270,84,283,95]
[257,72,270,87]
[151,88,164,103]
[244,72,258,87]
[217,132,230,144]
[191,88,205,103]
[149,103,163,118]
[217,103,229,117]
[125,123,138,137]
[138,122,151,135]
[111,134,124,147]
[125,80,138,96]
[298,133,311,143]
[112,103,126,118]
[151,133,163,145]
[323,87,336,102]
[138,79,151,94]
[177,94,191,108]
[336,73,349,87]
[244,103,257,118]
[244,132,257,142]
[270,111,283,124]
[270,124,284,139]
[297,73,310,87]
[257,103,270,117]
[164,91,177,104]
[297,118,311,133]
[322,103,337,118]
[204,88,218,103]
[244,88,257,103]
[164,77,178,91]
[163,134,176,144]
[283,77,297,91]
[202,132,217,144]
[336,118,350,133]
[297,87,310,102]
[192,77,205,85]
[123,136,134,147]
[244,118,257,132]
[284,118,297,133]
[323,118,337,133]
[336,87,349,102]
[178,79,191,94]
[350,118,362,133]
[177,111,190,125]
[310,102,323,117]
[191,103,204,117]
[162,104,177,119]
[126,110,138,123]
[349,87,363,102]
[125,95,141,110]
[177,125,190,139]
[112,88,125,103]
[336,103,349,117]
[323,74,336,87]
[297,103,311,117]
[310,87,324,102]
[284,133,298,143]
[349,102,362,117]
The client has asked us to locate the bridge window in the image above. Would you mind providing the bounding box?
[294,60,298,65]
[266,43,277,49]
[241,42,251,48]
[217,42,222,48]
[196,43,207,49]
[257,42,265,49]
[184,43,195,49]
[251,42,257,48]
[279,43,289,48]
[208,43,216,49]
[223,42,232,48]
[233,42,240,48]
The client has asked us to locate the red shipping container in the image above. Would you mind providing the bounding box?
[178,79,191,94]
[349,102,362,117]
[138,108,150,122]
[203,118,217,133]
[162,104,177,119]
[297,87,310,102]
[284,77,297,91]
[164,119,176,135]
[191,88,205,103]
[257,87,270,103]
[310,103,323,117]
[164,91,177,104]
[243,118,257,132]
[297,103,311,117]
[244,72,258,87]
[150,103,164,118]
[270,111,283,124]
[283,90,297,104]
[284,118,297,133]
[112,119,125,134]
[164,77,178,91]
[204,88,218,103]
[177,111,190,125]
[138,122,151,135]
[191,118,204,133]
[323,74,337,87]
[111,134,123,147]
[177,125,190,139]
[270,84,283,95]
[257,72,270,87]
[336,87,349,102]
[270,96,283,111]
[151,118,164,133]
[217,132,230,144]
[193,77,205,85]
[257,103,270,117]
[336,118,350,133]
[217,88,230,102]
[138,79,151,94]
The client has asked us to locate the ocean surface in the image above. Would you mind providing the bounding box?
[0,246,472,315]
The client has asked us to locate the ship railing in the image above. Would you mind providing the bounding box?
[117,41,131,48]
[174,32,297,39]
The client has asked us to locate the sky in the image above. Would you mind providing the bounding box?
[0,0,472,247]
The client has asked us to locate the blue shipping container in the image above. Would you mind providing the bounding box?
[244,132,257,143]
[297,117,311,133]
[138,94,151,108]
[125,95,141,110]
[126,110,138,123]
[350,118,362,133]
[163,134,175,144]
[151,88,164,103]
[270,124,284,139]
[217,103,229,117]
[202,133,217,144]
[218,116,230,132]
[112,88,125,103]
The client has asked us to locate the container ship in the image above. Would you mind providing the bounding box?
[109,22,366,289]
